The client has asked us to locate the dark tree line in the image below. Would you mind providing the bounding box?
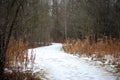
[65,0,120,39]
[1,0,120,47]
[8,0,120,43]
[84,0,120,38]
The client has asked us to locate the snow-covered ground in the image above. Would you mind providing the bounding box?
[28,43,118,80]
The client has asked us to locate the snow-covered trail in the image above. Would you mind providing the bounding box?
[29,43,116,80]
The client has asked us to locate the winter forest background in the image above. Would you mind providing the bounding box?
[1,0,120,44]
[0,0,120,79]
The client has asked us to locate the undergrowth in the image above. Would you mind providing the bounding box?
[63,36,120,65]
[5,41,29,70]
[3,71,41,80]
[3,40,39,80]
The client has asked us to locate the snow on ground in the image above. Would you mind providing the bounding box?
[29,43,117,80]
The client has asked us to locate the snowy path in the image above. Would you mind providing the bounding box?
[29,43,116,80]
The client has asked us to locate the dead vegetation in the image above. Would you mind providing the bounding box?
[3,40,39,80]
[63,36,120,65]
[6,41,28,70]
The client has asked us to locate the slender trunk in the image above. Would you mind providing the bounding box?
[0,1,22,78]
[64,0,67,40]
[0,33,5,79]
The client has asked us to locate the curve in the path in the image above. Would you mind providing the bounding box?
[30,43,116,80]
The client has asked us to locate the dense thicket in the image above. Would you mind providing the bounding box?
[66,0,120,39]
[84,0,120,38]
[1,0,119,43]
[25,0,120,40]
[1,0,120,43]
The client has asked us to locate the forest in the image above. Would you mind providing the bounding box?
[0,0,120,80]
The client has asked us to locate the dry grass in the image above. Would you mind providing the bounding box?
[4,40,37,79]
[63,36,120,65]
[6,41,29,70]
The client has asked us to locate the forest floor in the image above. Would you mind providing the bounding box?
[29,43,119,80]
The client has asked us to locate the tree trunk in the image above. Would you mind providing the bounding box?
[0,1,23,78]
[0,32,5,79]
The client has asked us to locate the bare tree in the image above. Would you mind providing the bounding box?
[0,0,25,78]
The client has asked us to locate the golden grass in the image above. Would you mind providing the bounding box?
[5,41,30,70]
[4,40,37,79]
[63,37,120,65]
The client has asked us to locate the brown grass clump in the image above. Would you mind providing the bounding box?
[63,36,120,65]
[5,41,29,70]
[4,40,37,79]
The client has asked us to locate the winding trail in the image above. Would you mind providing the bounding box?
[29,43,116,80]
